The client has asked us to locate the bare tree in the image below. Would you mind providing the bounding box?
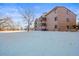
[0,17,15,31]
[18,7,34,32]
[0,19,7,30]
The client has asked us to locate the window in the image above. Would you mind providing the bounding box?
[55,25,57,29]
[67,25,69,29]
[55,17,57,21]
[67,18,69,22]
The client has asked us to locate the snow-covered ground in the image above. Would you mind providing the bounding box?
[0,31,79,56]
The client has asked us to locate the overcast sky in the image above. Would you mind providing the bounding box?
[0,3,79,27]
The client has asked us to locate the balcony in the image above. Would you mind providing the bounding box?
[41,23,47,26]
[41,23,47,31]
[41,17,47,22]
[41,26,47,31]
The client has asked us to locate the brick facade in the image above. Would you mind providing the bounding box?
[35,6,76,31]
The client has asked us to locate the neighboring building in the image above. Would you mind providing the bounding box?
[35,6,76,31]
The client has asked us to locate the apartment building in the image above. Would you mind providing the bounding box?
[34,6,76,31]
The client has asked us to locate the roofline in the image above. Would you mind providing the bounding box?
[63,6,77,16]
[45,6,77,16]
[45,6,58,16]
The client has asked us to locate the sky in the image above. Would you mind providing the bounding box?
[0,3,79,27]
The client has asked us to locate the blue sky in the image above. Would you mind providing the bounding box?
[0,3,79,26]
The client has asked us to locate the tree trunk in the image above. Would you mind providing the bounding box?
[27,24,29,32]
[27,20,30,32]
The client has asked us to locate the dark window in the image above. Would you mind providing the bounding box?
[67,25,69,29]
[55,25,57,29]
[55,17,57,21]
[67,18,69,22]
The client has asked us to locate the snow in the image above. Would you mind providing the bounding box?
[0,31,79,56]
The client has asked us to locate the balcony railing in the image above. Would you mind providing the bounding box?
[41,23,47,26]
[41,17,47,22]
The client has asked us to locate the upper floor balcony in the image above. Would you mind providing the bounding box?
[41,17,47,23]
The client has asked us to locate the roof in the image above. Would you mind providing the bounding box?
[45,6,76,16]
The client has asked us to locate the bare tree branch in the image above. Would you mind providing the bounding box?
[18,7,35,31]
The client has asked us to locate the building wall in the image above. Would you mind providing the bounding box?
[46,7,76,31]
[46,8,58,31]
[35,7,76,31]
